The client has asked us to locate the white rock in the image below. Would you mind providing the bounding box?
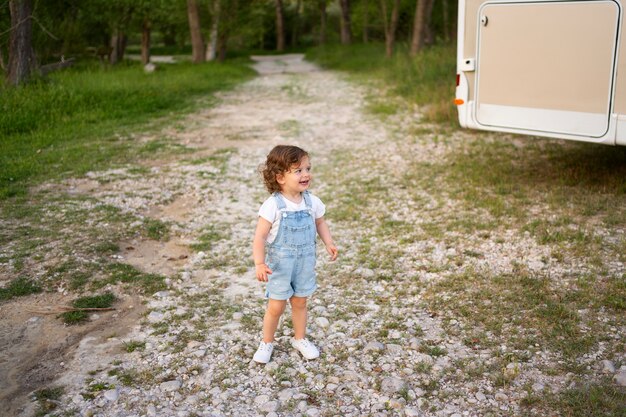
[315,317,330,328]
[342,370,361,382]
[254,394,270,405]
[192,349,206,357]
[388,330,402,339]
[380,377,407,394]
[495,392,509,402]
[615,370,626,386]
[532,383,545,392]
[475,392,487,401]
[386,344,403,355]
[103,388,119,402]
[187,341,202,349]
[364,341,385,352]
[146,405,157,416]
[160,380,182,392]
[148,311,165,322]
[602,360,616,373]
[260,401,279,412]
[278,388,294,401]
[357,268,375,278]
[306,407,320,416]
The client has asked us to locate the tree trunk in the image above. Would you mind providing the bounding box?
[442,0,450,42]
[187,0,205,63]
[141,19,151,65]
[381,0,400,58]
[425,0,435,45]
[217,32,228,62]
[206,0,220,61]
[7,0,37,86]
[109,31,127,64]
[291,0,302,48]
[362,2,369,43]
[318,0,327,45]
[275,0,285,51]
[0,44,6,72]
[410,0,433,56]
[339,0,352,44]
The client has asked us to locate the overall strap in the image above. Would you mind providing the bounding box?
[273,192,287,210]
[302,191,313,209]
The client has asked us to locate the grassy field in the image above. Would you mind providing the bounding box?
[0,59,255,199]
[306,42,457,124]
[309,41,626,415]
[0,57,254,301]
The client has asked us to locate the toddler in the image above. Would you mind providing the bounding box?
[253,145,338,363]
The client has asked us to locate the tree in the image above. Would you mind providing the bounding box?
[187,0,205,63]
[338,0,352,44]
[206,0,220,61]
[0,44,6,72]
[290,0,303,48]
[318,0,327,44]
[141,18,151,65]
[7,0,37,86]
[275,0,285,51]
[380,0,400,58]
[102,1,135,65]
[410,0,434,56]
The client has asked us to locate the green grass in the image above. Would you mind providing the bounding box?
[522,380,626,417]
[306,42,457,124]
[33,386,64,417]
[99,263,167,295]
[190,223,227,252]
[123,340,146,353]
[60,292,116,324]
[0,276,42,300]
[143,218,170,241]
[0,59,254,198]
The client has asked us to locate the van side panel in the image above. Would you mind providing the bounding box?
[475,1,619,137]
[458,0,624,145]
[462,0,484,102]
[615,22,626,115]
[477,2,617,113]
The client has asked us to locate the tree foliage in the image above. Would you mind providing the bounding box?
[1,0,456,84]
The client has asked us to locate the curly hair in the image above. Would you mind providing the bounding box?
[260,145,309,193]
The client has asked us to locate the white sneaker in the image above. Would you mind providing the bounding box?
[291,338,319,360]
[253,341,274,364]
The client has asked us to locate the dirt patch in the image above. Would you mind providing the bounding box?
[120,237,191,277]
[0,292,143,416]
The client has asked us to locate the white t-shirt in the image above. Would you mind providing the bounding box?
[258,193,326,244]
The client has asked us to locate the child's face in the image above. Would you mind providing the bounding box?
[277,156,312,195]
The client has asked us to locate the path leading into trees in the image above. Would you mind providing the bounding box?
[8,54,608,417]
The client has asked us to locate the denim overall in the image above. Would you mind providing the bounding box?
[265,191,317,300]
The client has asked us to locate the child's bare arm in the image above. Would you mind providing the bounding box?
[315,217,338,261]
[253,217,273,281]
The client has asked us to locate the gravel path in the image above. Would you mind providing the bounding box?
[34,54,625,417]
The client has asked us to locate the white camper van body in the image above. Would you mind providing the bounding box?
[455,0,626,145]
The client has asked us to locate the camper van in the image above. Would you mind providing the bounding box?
[455,0,625,145]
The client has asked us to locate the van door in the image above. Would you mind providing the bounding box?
[475,0,620,138]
